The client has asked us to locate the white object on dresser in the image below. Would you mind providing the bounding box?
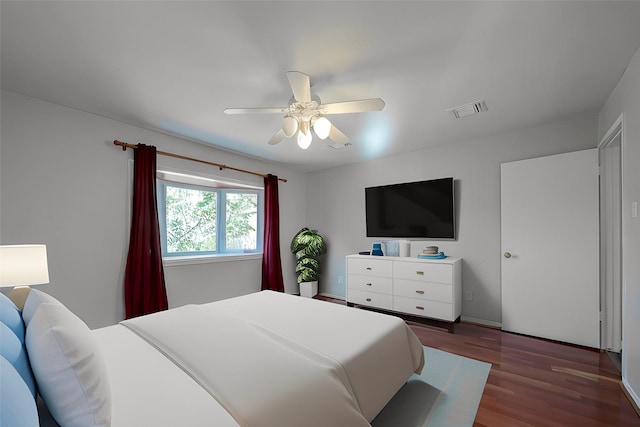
[346,255,462,322]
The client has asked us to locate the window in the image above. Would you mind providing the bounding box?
[157,171,263,258]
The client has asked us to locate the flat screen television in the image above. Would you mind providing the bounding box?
[365,177,455,239]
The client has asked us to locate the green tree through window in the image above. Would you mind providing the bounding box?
[165,186,217,252]
[225,192,258,251]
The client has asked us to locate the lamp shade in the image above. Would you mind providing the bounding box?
[0,245,50,287]
[282,116,299,138]
[297,130,312,149]
[313,116,331,140]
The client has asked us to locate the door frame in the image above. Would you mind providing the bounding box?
[598,114,624,353]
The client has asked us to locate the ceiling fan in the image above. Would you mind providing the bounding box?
[224,71,385,149]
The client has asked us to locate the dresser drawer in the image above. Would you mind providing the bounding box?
[347,274,393,294]
[393,296,454,321]
[394,279,452,303]
[393,261,452,284]
[348,289,393,311]
[347,257,393,278]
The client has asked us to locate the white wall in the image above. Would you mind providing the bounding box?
[306,113,597,324]
[0,90,306,328]
[0,87,609,332]
[598,45,640,408]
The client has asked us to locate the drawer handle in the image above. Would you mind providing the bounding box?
[366,298,372,302]
[415,290,424,295]
[366,283,372,286]
[416,271,424,276]
[366,267,372,270]
[415,306,424,310]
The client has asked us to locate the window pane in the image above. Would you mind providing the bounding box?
[165,186,217,253]
[225,192,258,251]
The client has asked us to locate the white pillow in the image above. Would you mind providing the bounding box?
[22,288,63,327]
[26,302,111,427]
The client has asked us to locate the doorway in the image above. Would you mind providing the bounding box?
[599,116,623,355]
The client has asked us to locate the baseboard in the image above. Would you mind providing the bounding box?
[622,377,640,417]
[460,316,502,329]
[318,292,345,301]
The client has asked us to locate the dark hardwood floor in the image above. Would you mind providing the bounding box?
[315,295,640,426]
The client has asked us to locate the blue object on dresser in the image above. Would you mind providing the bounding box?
[371,242,384,256]
[417,251,447,259]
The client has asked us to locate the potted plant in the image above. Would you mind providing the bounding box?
[290,227,327,297]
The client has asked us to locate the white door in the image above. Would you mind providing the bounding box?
[501,149,600,348]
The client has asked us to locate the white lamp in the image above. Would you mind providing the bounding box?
[0,244,50,309]
[282,116,299,138]
[312,116,331,140]
[297,121,312,149]
[297,130,312,149]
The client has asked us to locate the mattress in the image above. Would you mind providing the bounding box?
[117,291,424,426]
[195,290,425,420]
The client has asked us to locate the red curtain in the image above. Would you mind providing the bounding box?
[261,174,285,292]
[124,144,168,319]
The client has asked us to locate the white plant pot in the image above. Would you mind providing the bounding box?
[299,281,318,298]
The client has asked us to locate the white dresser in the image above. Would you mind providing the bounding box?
[346,254,462,322]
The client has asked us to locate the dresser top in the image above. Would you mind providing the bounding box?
[347,254,461,264]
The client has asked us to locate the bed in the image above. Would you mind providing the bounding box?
[1,289,424,427]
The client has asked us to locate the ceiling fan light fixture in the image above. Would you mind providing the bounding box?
[224,71,384,148]
[282,116,298,138]
[313,116,331,140]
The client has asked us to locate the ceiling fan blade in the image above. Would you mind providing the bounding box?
[321,98,385,114]
[224,107,287,114]
[286,71,311,103]
[268,129,286,145]
[328,125,350,145]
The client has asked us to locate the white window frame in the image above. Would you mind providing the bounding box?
[156,169,264,265]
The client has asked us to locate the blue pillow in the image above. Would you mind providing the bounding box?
[0,355,40,427]
[0,321,36,398]
[0,292,25,341]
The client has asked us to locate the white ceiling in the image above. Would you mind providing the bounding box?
[2,1,640,173]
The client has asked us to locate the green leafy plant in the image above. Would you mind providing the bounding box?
[290,227,327,284]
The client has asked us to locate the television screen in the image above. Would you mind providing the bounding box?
[365,177,455,239]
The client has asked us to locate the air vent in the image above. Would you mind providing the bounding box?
[327,143,352,150]
[448,100,488,118]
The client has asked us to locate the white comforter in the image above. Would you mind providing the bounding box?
[120,291,424,427]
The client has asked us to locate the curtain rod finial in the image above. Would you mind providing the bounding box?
[114,140,128,151]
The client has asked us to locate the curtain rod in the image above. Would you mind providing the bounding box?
[113,140,287,183]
